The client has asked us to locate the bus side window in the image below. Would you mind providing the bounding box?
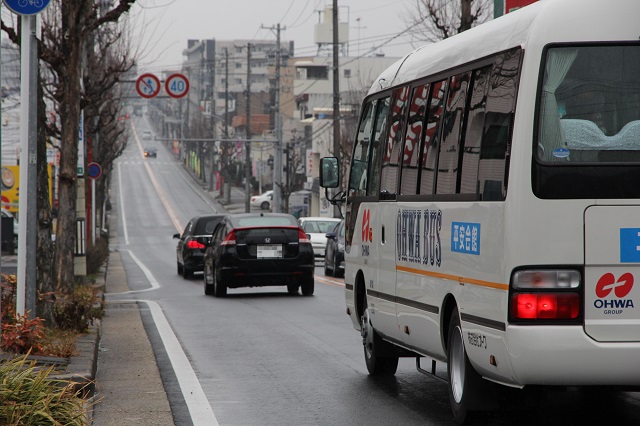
[380,86,409,197]
[368,97,390,197]
[400,84,430,195]
[460,66,491,194]
[420,79,448,195]
[437,71,472,195]
[349,101,376,197]
[479,49,521,200]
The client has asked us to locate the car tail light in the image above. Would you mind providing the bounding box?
[186,239,205,249]
[221,230,237,246]
[298,228,311,244]
[510,293,580,320]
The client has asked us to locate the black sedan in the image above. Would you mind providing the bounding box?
[203,213,315,297]
[324,220,345,277]
[174,214,225,279]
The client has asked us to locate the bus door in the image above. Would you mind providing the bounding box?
[584,206,640,342]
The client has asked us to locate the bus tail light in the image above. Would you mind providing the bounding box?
[510,268,582,323]
[510,293,580,320]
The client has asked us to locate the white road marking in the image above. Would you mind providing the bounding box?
[114,299,219,426]
[117,162,129,246]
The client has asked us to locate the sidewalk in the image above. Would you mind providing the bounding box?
[91,251,173,426]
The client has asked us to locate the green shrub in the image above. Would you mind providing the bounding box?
[54,284,103,333]
[86,236,109,276]
[0,354,90,425]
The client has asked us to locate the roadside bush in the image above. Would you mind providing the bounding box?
[86,236,109,276]
[1,274,45,354]
[0,354,90,425]
[54,284,103,333]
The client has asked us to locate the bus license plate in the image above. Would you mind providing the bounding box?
[257,244,283,258]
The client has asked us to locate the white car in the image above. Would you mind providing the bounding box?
[250,190,273,210]
[298,217,341,259]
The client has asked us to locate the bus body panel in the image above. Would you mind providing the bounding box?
[584,205,640,342]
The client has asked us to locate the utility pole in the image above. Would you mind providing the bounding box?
[262,23,285,213]
[245,43,252,213]
[332,0,341,217]
[209,48,216,191]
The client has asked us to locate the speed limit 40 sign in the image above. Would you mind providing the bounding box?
[165,73,190,99]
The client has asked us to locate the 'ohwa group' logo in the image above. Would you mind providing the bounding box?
[595,272,634,298]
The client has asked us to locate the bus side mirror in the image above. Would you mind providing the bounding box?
[319,157,340,188]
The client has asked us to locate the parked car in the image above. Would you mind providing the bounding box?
[298,217,341,259]
[144,146,157,158]
[324,220,345,277]
[173,214,225,279]
[250,190,273,210]
[203,213,315,297]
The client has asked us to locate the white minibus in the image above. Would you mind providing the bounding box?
[320,0,640,423]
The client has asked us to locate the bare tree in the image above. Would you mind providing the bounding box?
[1,0,137,295]
[404,0,493,43]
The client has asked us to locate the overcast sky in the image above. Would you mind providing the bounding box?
[130,0,418,72]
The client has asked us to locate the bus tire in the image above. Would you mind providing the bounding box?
[361,304,398,375]
[447,307,483,424]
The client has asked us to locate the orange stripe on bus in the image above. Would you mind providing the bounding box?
[396,265,509,291]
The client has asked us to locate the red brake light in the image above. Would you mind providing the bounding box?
[298,228,311,243]
[510,293,580,320]
[186,240,205,249]
[221,230,237,246]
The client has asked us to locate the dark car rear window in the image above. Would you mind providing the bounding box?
[194,217,223,235]
[235,216,298,227]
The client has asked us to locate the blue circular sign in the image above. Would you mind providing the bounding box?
[3,0,51,16]
[87,162,102,180]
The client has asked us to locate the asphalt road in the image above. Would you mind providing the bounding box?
[104,117,640,426]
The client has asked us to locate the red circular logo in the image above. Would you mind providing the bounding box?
[595,272,634,298]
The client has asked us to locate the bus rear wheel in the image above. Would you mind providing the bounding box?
[361,302,398,375]
[447,307,484,424]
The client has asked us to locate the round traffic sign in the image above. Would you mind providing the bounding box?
[87,162,102,180]
[136,73,161,99]
[165,73,190,99]
[3,0,51,15]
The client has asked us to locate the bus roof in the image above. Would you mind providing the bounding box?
[368,0,640,96]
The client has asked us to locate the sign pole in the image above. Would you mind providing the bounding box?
[16,14,38,317]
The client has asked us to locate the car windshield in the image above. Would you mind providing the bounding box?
[537,45,640,163]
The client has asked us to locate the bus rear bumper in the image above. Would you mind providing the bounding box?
[504,325,640,386]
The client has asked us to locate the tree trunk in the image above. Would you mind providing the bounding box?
[53,3,83,293]
[36,71,55,324]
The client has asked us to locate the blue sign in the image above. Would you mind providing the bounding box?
[620,228,640,263]
[451,222,480,255]
[3,0,52,16]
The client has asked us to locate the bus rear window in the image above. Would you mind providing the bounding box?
[537,45,640,163]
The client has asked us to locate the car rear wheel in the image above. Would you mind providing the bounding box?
[183,265,193,279]
[177,261,183,276]
[362,296,398,375]
[260,201,270,210]
[324,260,332,276]
[204,264,214,296]
[301,277,314,296]
[213,268,227,297]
